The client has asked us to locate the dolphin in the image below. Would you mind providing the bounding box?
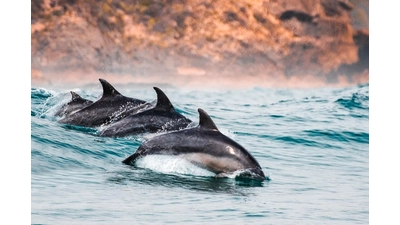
[122,108,266,181]
[58,78,147,127]
[54,91,93,117]
[99,87,192,137]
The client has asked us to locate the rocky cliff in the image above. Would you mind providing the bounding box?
[31,0,368,88]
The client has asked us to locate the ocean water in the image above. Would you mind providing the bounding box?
[31,82,369,224]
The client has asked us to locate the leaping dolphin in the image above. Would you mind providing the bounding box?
[99,87,192,137]
[58,78,147,127]
[122,108,266,181]
[54,91,93,117]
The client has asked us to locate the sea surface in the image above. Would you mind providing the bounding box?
[31,82,369,224]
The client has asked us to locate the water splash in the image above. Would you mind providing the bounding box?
[134,155,216,177]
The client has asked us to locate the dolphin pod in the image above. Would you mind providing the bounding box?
[57,78,266,181]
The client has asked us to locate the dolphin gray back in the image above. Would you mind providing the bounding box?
[99,87,192,137]
[58,79,146,127]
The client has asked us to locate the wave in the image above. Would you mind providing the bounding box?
[335,84,369,110]
[304,129,369,144]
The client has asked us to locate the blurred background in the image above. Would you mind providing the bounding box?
[31,0,368,89]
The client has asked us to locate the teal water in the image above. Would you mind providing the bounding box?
[31,83,369,224]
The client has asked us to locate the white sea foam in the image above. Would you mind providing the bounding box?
[40,92,71,118]
[135,155,216,177]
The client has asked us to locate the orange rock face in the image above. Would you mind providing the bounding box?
[31,0,368,88]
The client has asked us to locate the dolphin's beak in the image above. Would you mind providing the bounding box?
[238,167,266,181]
[250,167,266,181]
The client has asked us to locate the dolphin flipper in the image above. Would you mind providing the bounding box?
[122,152,141,165]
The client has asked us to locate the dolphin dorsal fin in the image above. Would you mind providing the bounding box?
[70,91,83,101]
[198,108,218,130]
[154,87,174,111]
[99,78,121,97]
